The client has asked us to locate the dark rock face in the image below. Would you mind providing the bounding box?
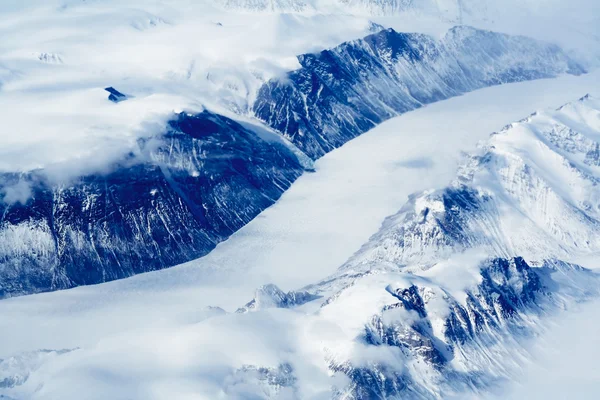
[104,87,129,103]
[330,360,430,400]
[0,111,304,297]
[253,26,584,159]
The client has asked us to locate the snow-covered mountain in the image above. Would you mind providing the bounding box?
[254,26,583,158]
[337,95,600,275]
[242,95,600,398]
[0,111,305,297]
[318,258,597,399]
[279,95,600,398]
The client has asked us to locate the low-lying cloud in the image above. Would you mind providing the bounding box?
[1,179,32,205]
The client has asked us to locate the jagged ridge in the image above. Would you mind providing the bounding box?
[303,95,600,398]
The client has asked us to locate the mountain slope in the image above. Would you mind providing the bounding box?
[265,95,600,398]
[0,111,304,297]
[298,95,600,397]
[338,95,600,276]
[3,91,600,400]
[318,257,598,399]
[254,26,584,159]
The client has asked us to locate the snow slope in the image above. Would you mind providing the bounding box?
[0,0,600,397]
[1,75,600,399]
[0,111,305,297]
[337,95,600,276]
[0,0,378,174]
[491,296,600,400]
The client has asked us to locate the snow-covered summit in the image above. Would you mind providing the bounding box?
[236,283,320,312]
[337,95,600,276]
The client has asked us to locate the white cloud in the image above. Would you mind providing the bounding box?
[1,179,32,205]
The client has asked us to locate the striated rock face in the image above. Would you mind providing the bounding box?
[253,26,584,159]
[0,111,304,298]
[0,27,589,298]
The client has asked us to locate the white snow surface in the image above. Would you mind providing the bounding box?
[0,0,376,177]
[2,74,600,399]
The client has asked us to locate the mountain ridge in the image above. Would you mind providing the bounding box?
[254,26,584,159]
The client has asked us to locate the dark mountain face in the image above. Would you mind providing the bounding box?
[253,26,584,159]
[0,111,304,297]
